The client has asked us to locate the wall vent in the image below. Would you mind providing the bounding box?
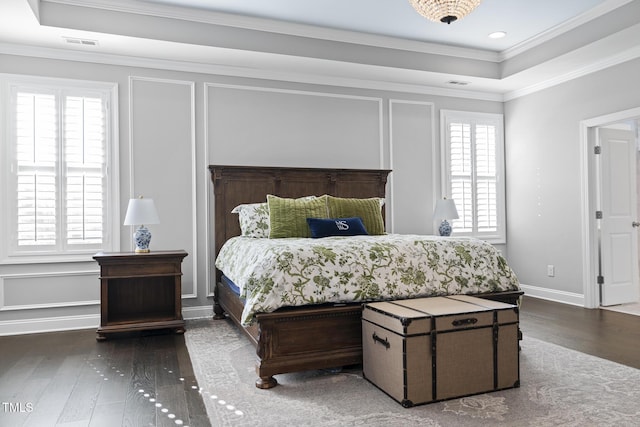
[64,37,99,46]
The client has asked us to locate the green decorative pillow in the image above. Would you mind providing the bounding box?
[267,194,329,238]
[232,196,317,238]
[326,196,385,235]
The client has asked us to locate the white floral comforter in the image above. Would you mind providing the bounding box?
[215,234,520,325]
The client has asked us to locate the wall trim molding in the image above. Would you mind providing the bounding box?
[48,0,500,62]
[0,314,99,336]
[500,0,635,60]
[519,283,585,307]
[504,42,640,101]
[204,83,384,166]
[6,39,637,104]
[128,76,198,299]
[204,82,386,295]
[388,99,436,234]
[0,305,214,336]
[0,269,99,311]
[0,42,503,102]
[182,305,213,320]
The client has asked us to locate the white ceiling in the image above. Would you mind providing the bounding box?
[0,0,639,99]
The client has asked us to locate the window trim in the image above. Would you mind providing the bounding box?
[0,74,120,264]
[440,109,506,244]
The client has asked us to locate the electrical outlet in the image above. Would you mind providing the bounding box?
[547,265,555,277]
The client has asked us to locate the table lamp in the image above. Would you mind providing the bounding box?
[433,197,459,236]
[123,196,160,252]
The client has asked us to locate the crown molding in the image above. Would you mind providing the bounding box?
[44,0,500,62]
[3,25,639,104]
[500,0,635,61]
[504,42,640,101]
[0,41,503,101]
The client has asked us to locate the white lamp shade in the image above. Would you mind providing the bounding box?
[433,198,459,220]
[123,197,160,225]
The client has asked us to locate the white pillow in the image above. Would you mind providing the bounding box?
[231,202,270,238]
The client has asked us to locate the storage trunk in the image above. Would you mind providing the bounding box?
[362,295,519,407]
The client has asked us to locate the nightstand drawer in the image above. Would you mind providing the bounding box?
[100,262,181,278]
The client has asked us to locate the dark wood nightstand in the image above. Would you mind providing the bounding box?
[93,250,188,340]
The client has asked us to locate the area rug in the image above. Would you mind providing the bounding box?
[184,318,640,427]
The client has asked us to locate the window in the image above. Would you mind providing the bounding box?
[1,76,117,261]
[441,110,505,243]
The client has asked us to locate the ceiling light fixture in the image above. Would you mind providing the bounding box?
[409,0,482,24]
[488,31,507,39]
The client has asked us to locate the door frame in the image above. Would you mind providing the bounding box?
[580,107,640,308]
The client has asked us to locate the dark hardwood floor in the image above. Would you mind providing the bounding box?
[519,296,640,369]
[0,329,210,427]
[1,297,638,426]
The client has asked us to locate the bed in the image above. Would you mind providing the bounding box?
[209,165,522,389]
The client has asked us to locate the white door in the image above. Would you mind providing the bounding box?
[599,127,640,305]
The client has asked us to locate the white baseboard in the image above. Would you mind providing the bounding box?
[0,289,590,336]
[519,283,585,307]
[183,305,214,320]
[0,305,214,336]
[0,314,100,336]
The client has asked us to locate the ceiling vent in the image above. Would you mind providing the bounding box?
[63,37,99,47]
[446,80,470,86]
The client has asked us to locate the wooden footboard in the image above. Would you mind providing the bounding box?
[215,279,523,389]
[214,279,363,388]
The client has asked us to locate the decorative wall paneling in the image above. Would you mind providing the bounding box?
[129,77,198,298]
[389,100,436,235]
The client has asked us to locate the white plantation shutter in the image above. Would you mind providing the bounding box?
[6,80,112,257]
[475,124,497,233]
[442,111,505,243]
[449,122,473,233]
[15,92,58,246]
[64,96,105,245]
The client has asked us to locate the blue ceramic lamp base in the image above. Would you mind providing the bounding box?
[438,220,452,237]
[133,225,152,253]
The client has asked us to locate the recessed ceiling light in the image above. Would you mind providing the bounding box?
[488,31,507,39]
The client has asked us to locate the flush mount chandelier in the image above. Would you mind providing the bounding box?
[409,0,482,24]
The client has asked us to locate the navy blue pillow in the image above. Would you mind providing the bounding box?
[306,217,368,238]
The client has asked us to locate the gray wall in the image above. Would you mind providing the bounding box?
[6,45,636,335]
[505,57,640,304]
[0,52,502,335]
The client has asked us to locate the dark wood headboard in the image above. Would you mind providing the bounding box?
[208,165,391,278]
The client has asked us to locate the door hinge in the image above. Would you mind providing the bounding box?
[597,275,604,285]
[596,211,603,219]
[594,146,601,154]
